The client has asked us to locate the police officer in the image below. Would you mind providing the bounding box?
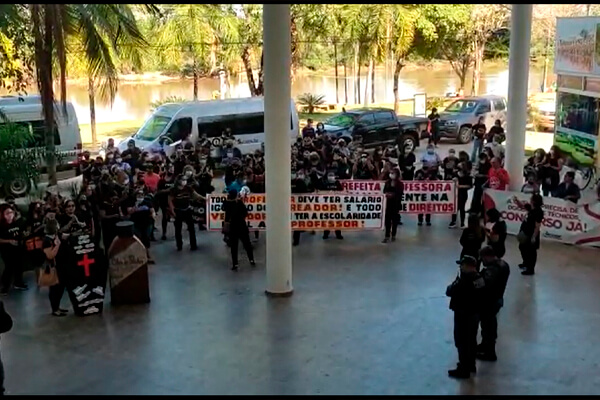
[291,169,314,246]
[446,255,485,379]
[319,170,343,240]
[477,246,510,362]
[168,175,205,251]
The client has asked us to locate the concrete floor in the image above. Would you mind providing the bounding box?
[2,217,600,395]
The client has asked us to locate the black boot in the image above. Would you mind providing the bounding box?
[448,364,471,379]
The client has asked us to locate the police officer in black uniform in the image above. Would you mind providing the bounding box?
[168,175,205,251]
[446,255,485,379]
[319,170,343,240]
[291,169,314,246]
[477,246,510,362]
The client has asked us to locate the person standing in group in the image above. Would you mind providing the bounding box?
[477,246,510,362]
[521,172,540,194]
[168,175,204,252]
[302,119,316,139]
[513,194,544,276]
[446,255,485,379]
[319,171,344,240]
[0,204,27,295]
[457,213,485,264]
[487,157,510,191]
[222,189,255,271]
[157,164,176,240]
[416,165,441,226]
[428,107,441,147]
[382,168,403,243]
[42,218,69,317]
[553,171,581,203]
[99,192,122,252]
[0,298,12,394]
[484,208,507,259]
[450,162,473,229]
[291,169,314,246]
[486,119,505,144]
[470,152,491,216]
[420,142,442,171]
[398,144,416,181]
[470,117,487,163]
[541,145,563,197]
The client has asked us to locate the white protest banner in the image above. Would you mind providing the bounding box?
[207,194,385,231]
[483,189,600,248]
[340,180,385,194]
[401,181,457,214]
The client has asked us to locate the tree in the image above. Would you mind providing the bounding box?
[28,4,147,184]
[237,4,263,96]
[388,5,418,113]
[0,5,34,94]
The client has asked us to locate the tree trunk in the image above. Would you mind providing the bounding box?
[364,59,372,107]
[353,43,359,104]
[88,76,97,147]
[370,57,375,104]
[334,42,339,104]
[471,40,484,96]
[225,70,231,99]
[210,39,218,74]
[256,51,264,96]
[241,46,258,96]
[192,57,199,101]
[392,58,404,114]
[343,62,348,105]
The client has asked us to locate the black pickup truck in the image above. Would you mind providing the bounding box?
[321,108,429,152]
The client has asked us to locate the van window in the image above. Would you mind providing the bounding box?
[134,115,171,141]
[197,113,294,138]
[166,117,192,142]
[0,121,60,148]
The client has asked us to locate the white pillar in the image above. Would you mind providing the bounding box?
[505,4,533,192]
[263,4,293,296]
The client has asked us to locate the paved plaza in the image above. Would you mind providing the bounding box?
[2,218,600,395]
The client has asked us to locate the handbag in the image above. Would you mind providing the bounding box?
[38,260,59,287]
[517,230,530,244]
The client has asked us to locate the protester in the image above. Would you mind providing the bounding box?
[514,194,544,276]
[477,246,510,362]
[302,119,316,138]
[446,255,485,379]
[484,135,505,161]
[382,168,403,243]
[398,145,416,181]
[521,172,540,194]
[168,175,204,252]
[488,157,510,191]
[470,152,491,216]
[428,107,441,147]
[471,117,487,162]
[484,208,507,259]
[442,148,459,181]
[486,119,505,144]
[421,143,441,170]
[0,204,27,295]
[352,152,377,180]
[416,165,441,226]
[42,218,68,317]
[553,171,581,203]
[542,145,562,196]
[450,162,473,229]
[291,169,313,246]
[319,171,344,240]
[457,213,485,264]
[222,189,255,271]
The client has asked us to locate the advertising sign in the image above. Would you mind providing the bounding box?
[555,17,599,75]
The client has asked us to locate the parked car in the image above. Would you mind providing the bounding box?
[321,108,428,152]
[528,92,556,131]
[437,95,508,144]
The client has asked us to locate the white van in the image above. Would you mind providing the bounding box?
[0,95,82,166]
[117,97,299,156]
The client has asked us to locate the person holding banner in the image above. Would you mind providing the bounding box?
[513,194,544,276]
[382,168,403,243]
[222,189,255,271]
[291,169,314,246]
[319,171,344,240]
[415,165,441,226]
[450,162,473,229]
[398,145,416,181]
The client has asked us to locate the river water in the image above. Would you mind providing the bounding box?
[53,63,549,124]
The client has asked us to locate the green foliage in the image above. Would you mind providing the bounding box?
[297,93,326,114]
[0,116,42,189]
[426,97,447,112]
[150,96,188,112]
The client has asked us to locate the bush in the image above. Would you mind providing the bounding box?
[150,96,189,112]
[426,97,446,112]
[297,93,326,114]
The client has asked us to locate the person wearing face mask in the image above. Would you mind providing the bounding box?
[78,151,93,180]
[319,171,344,240]
[41,218,69,316]
[0,204,27,295]
[421,142,442,171]
[524,148,546,186]
[222,189,256,271]
[470,117,487,163]
[382,168,404,243]
[487,157,510,191]
[521,172,540,194]
[291,169,314,246]
[486,119,505,145]
[352,153,376,180]
[99,192,123,253]
[542,145,563,197]
[157,164,176,240]
[315,122,326,137]
[195,154,215,196]
[127,190,156,262]
[301,136,316,154]
[398,145,416,181]
[450,162,473,229]
[477,246,510,362]
[224,159,243,187]
[484,134,505,161]
[442,149,459,181]
[171,144,187,177]
[446,255,485,379]
[415,165,441,226]
[331,151,351,180]
[252,150,266,193]
[470,152,491,216]
[383,144,399,160]
[221,140,243,164]
[168,175,205,251]
[307,152,326,188]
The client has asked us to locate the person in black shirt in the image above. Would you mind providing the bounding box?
[486,119,505,144]
[382,168,403,243]
[458,150,472,173]
[121,139,142,171]
[302,119,316,139]
[542,146,562,197]
[99,192,122,252]
[171,144,188,177]
[470,117,486,163]
[470,152,491,216]
[222,189,255,271]
[352,153,377,180]
[398,145,416,181]
[319,171,344,240]
[446,255,485,379]
[457,213,485,265]
[224,158,243,188]
[428,107,441,147]
[168,175,204,251]
[157,165,176,240]
[450,162,473,228]
[484,208,507,258]
[514,193,544,275]
[78,151,93,180]
[291,170,313,246]
[442,148,459,180]
[553,171,581,203]
[477,246,510,362]
[0,205,27,295]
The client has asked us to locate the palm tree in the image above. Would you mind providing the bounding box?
[28,4,148,184]
[389,5,417,113]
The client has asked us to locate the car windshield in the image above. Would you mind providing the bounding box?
[444,100,479,113]
[134,115,171,141]
[323,113,357,128]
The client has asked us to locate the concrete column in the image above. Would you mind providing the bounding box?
[505,4,533,192]
[263,4,293,296]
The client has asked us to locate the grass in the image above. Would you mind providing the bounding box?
[80,119,145,149]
